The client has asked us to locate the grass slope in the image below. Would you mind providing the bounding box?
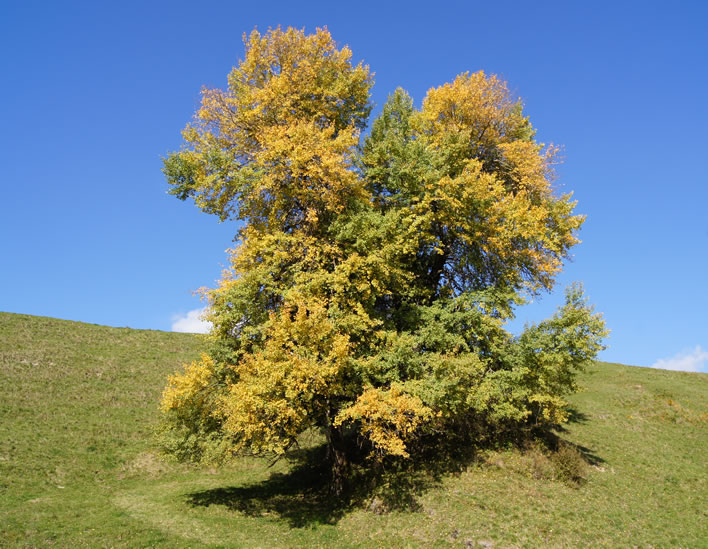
[1,312,706,548]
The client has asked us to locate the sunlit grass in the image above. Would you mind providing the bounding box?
[1,312,706,547]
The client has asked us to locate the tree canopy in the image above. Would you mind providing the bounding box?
[159,26,607,494]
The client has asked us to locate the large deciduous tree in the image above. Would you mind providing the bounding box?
[159,26,607,494]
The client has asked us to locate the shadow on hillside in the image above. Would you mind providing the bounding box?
[185,423,605,526]
[574,443,604,467]
[186,458,350,527]
[565,407,590,425]
[185,440,475,527]
[552,407,605,467]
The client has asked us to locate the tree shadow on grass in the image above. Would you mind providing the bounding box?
[572,441,604,467]
[565,406,590,425]
[550,407,605,467]
[185,423,604,527]
[186,454,349,527]
[185,439,474,527]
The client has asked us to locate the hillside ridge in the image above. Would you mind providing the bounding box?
[1,311,706,547]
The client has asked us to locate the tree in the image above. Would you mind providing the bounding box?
[159,26,607,495]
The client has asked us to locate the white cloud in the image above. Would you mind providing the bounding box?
[651,346,708,373]
[171,308,212,334]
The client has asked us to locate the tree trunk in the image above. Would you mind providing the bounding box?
[325,422,349,497]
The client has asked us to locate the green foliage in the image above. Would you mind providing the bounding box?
[160,26,608,491]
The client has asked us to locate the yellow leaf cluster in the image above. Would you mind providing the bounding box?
[171,26,372,234]
[160,354,217,417]
[419,71,531,155]
[410,72,584,294]
[528,394,570,424]
[335,386,432,458]
[215,298,351,455]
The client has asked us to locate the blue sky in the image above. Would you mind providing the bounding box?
[1,1,706,372]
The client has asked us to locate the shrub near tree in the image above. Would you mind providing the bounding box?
[159,26,607,495]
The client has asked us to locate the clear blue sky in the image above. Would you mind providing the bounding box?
[2,1,706,371]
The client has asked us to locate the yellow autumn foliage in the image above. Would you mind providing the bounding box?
[160,354,218,418]
[335,386,432,458]
[171,26,372,234]
[215,298,351,455]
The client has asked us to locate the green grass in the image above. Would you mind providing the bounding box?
[1,311,706,548]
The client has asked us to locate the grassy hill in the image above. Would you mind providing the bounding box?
[1,312,706,548]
